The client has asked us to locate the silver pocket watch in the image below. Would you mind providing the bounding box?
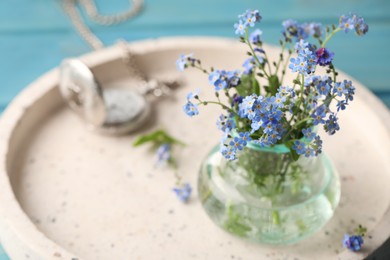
[59,57,179,135]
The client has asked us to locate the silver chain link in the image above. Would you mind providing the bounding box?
[79,0,143,26]
[61,0,144,50]
[61,0,178,97]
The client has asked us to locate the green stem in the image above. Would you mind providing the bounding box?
[275,41,286,74]
[245,29,270,78]
[201,189,212,203]
[285,74,301,125]
[272,210,281,225]
[280,49,293,84]
[331,65,337,84]
[319,94,337,108]
[197,100,238,117]
[321,28,341,48]
[192,64,209,74]
[301,73,308,119]
[282,117,312,142]
[273,154,292,194]
[263,51,273,75]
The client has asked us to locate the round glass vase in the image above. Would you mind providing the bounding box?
[198,142,340,245]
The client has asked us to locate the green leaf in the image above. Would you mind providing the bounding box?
[224,205,251,237]
[252,76,260,95]
[133,129,185,147]
[236,74,251,97]
[236,74,260,97]
[268,74,280,95]
[285,140,300,161]
[133,130,164,146]
[224,218,251,237]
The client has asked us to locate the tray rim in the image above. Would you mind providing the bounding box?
[0,36,389,259]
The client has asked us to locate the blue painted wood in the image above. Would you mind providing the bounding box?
[0,245,8,260]
[0,0,389,258]
[0,0,389,111]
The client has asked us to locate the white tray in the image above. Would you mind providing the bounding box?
[0,37,390,260]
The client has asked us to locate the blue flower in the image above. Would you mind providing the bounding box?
[251,10,262,23]
[249,29,263,44]
[324,113,340,135]
[232,94,243,106]
[289,56,305,73]
[303,147,315,157]
[313,136,323,155]
[295,39,314,54]
[216,114,236,133]
[186,89,199,101]
[183,102,199,117]
[304,75,321,86]
[304,95,319,110]
[225,118,235,131]
[221,145,237,160]
[208,70,227,91]
[227,70,243,86]
[234,20,247,35]
[239,95,256,116]
[289,40,316,75]
[238,132,252,146]
[307,22,323,38]
[343,234,364,251]
[238,9,262,26]
[173,183,192,203]
[289,56,314,75]
[337,100,347,111]
[272,93,286,108]
[339,14,356,33]
[265,107,283,124]
[282,19,308,40]
[296,40,316,62]
[311,106,327,125]
[208,70,242,91]
[208,71,220,85]
[339,14,368,36]
[262,122,278,135]
[334,81,348,97]
[305,75,332,96]
[183,90,199,117]
[229,137,244,151]
[282,19,297,34]
[292,140,306,155]
[343,80,355,101]
[278,86,296,97]
[249,119,261,133]
[355,16,369,36]
[253,95,267,113]
[316,47,334,66]
[242,56,263,74]
[176,54,195,71]
[267,132,282,144]
[214,79,228,91]
[245,16,256,27]
[156,143,170,165]
[302,128,315,141]
[243,58,254,74]
[316,80,332,96]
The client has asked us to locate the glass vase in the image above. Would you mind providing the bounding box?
[198,142,340,244]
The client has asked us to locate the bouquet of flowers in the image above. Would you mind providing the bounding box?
[176,9,369,244]
[178,10,368,161]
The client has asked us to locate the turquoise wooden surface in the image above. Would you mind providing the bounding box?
[0,0,389,258]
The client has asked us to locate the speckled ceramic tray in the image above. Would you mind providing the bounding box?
[0,37,390,260]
